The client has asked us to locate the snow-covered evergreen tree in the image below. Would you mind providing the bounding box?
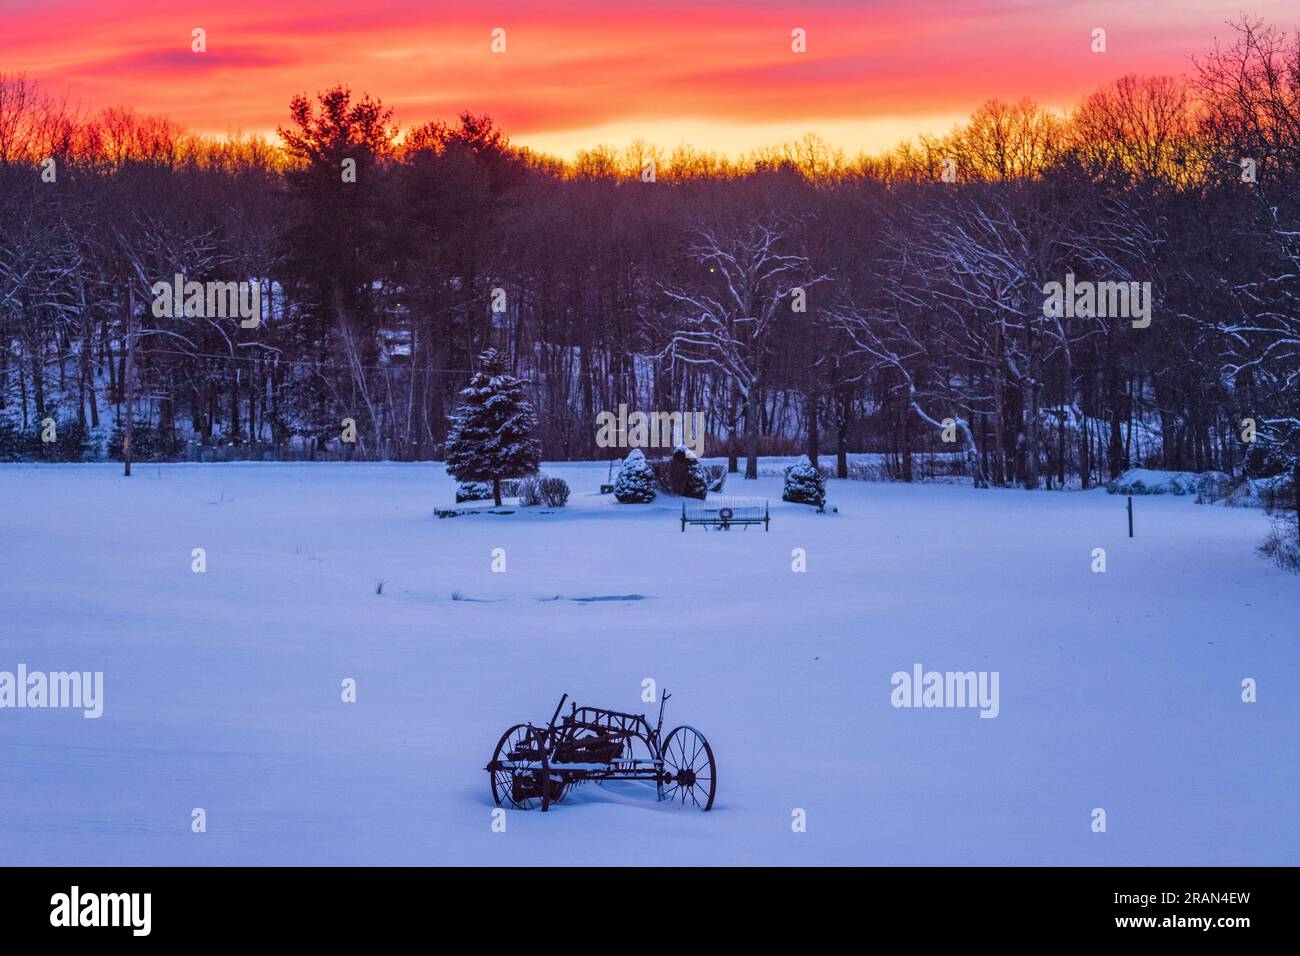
[614,448,656,503]
[445,349,541,506]
[783,455,826,508]
[455,481,492,503]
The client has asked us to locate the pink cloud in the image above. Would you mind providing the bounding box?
[3,0,1293,153]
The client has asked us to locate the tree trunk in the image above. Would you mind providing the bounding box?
[1024,376,1040,490]
[123,286,134,477]
[836,388,849,478]
[77,354,87,429]
[900,400,913,482]
[744,385,759,479]
[493,477,502,508]
[930,408,986,489]
[806,389,819,468]
[992,326,1005,485]
[580,345,594,459]
[1109,400,1125,480]
[1294,460,1300,547]
[1080,410,1090,489]
[727,384,740,473]
[1057,409,1066,489]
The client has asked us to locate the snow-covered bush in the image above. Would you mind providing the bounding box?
[847,459,887,482]
[1259,512,1300,572]
[655,444,717,496]
[539,476,570,507]
[107,420,181,462]
[1243,442,1294,480]
[758,459,835,479]
[1107,469,1212,497]
[1195,472,1236,503]
[455,481,492,503]
[0,417,95,462]
[614,448,656,503]
[669,447,708,499]
[783,455,826,508]
[644,453,722,495]
[646,455,672,491]
[702,463,727,493]
[516,476,543,506]
[1222,470,1294,509]
[516,474,571,507]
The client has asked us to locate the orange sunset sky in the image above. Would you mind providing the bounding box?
[3,1,1293,157]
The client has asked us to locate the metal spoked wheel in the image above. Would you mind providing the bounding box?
[490,724,564,810]
[661,725,716,810]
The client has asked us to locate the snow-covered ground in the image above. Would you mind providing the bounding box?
[1,460,1297,865]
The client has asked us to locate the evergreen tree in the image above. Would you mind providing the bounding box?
[445,349,541,506]
[783,455,826,508]
[614,448,656,503]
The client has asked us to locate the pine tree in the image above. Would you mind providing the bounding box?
[445,349,542,506]
[614,448,656,503]
[783,455,826,508]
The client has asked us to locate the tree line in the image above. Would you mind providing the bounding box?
[1,17,1297,503]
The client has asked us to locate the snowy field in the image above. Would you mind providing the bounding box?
[1,460,1297,866]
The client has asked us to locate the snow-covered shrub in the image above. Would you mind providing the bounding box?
[1256,472,1296,511]
[847,459,887,482]
[516,476,543,506]
[1258,512,1300,572]
[0,418,36,461]
[108,420,182,462]
[614,448,656,503]
[455,481,492,503]
[1243,442,1294,480]
[0,417,94,462]
[758,459,834,479]
[1222,480,1263,508]
[669,447,708,499]
[783,455,826,508]
[539,476,570,507]
[1107,469,1204,496]
[706,464,726,493]
[1195,472,1235,503]
[515,474,570,507]
[646,455,672,492]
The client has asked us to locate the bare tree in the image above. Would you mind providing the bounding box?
[661,216,827,478]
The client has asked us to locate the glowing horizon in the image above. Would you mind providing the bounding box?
[4,0,1293,159]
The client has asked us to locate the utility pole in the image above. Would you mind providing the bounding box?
[123,283,134,477]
